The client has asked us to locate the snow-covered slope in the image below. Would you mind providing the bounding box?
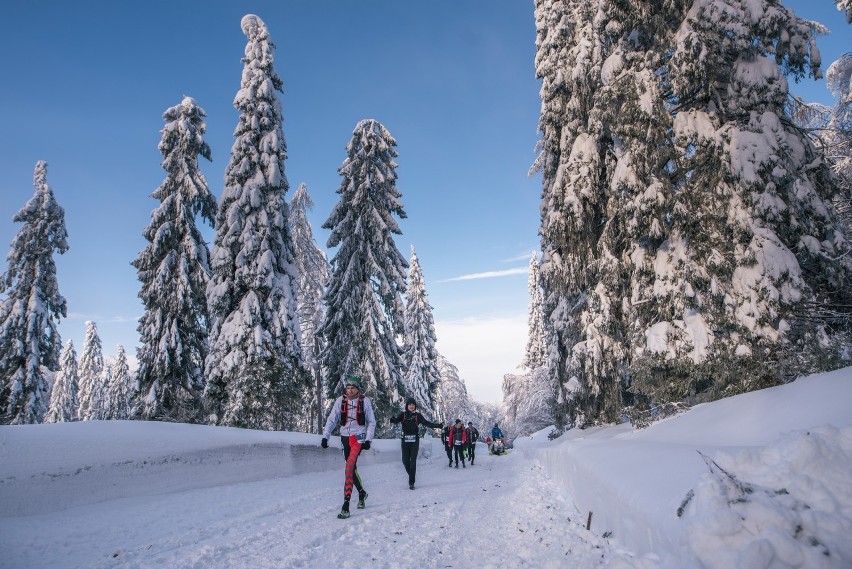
[0,429,637,568]
[1,366,850,568]
[520,367,852,567]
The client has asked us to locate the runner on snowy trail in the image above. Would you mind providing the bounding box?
[441,423,453,466]
[465,422,480,465]
[389,398,442,490]
[320,376,376,519]
[449,419,467,468]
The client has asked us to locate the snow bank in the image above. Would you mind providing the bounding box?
[683,426,852,569]
[517,366,852,568]
[0,421,400,517]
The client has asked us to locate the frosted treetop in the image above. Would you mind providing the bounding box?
[240,14,267,40]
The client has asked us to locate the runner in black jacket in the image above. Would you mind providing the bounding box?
[465,422,480,465]
[441,423,453,465]
[389,398,442,489]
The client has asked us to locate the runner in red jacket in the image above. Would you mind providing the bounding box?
[448,419,467,468]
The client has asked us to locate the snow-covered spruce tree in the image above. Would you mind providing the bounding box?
[577,1,689,419]
[523,251,547,370]
[132,97,216,423]
[433,355,475,426]
[501,369,553,438]
[504,251,553,436]
[44,340,79,423]
[838,0,852,24]
[500,370,525,436]
[534,0,633,427]
[98,360,115,418]
[104,345,132,420]
[77,321,105,421]
[536,0,852,425]
[627,0,852,404]
[321,119,408,432]
[401,246,440,418]
[0,161,69,424]
[823,54,852,237]
[790,52,852,357]
[289,183,330,433]
[205,15,307,431]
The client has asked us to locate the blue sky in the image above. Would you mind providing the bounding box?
[0,1,848,404]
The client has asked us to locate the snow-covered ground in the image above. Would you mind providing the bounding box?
[525,366,852,568]
[1,366,850,568]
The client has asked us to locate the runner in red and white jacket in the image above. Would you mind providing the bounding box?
[320,376,376,519]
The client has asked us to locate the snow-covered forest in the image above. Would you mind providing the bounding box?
[0,13,500,432]
[2,3,851,442]
[2,3,852,567]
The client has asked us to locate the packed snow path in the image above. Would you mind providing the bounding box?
[1,433,643,568]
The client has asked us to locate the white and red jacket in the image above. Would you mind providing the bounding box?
[322,394,376,442]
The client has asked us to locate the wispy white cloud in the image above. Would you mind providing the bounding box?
[442,266,528,282]
[103,315,141,323]
[65,313,140,324]
[501,250,538,263]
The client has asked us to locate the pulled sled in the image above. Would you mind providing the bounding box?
[488,437,507,455]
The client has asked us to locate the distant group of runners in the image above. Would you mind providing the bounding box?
[440,418,481,468]
[319,375,503,519]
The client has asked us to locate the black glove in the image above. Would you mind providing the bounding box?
[362,440,371,450]
[321,438,328,449]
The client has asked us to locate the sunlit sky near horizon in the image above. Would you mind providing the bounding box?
[0,1,848,404]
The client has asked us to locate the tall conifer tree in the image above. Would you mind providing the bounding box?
[434,356,473,425]
[133,96,216,422]
[534,0,626,426]
[822,54,852,237]
[534,0,852,427]
[0,161,69,424]
[205,14,307,430]
[44,340,79,423]
[289,183,330,433]
[645,0,852,396]
[523,251,547,370]
[505,251,554,436]
[321,119,408,429]
[104,345,132,420]
[77,321,105,421]
[402,246,440,417]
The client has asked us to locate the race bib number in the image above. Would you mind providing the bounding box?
[454,440,462,446]
[404,435,417,443]
[356,432,366,442]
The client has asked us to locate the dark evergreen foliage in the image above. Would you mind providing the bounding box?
[534,0,852,427]
[204,15,308,430]
[289,183,330,433]
[402,246,440,418]
[321,119,408,432]
[133,97,216,423]
[0,161,68,424]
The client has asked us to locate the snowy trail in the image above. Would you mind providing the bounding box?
[1,440,643,569]
[5,372,852,569]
